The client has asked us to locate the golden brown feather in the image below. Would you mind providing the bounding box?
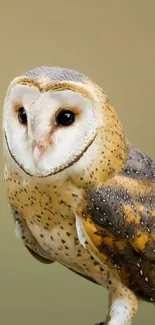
[77,143,155,303]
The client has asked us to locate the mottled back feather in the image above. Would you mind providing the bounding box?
[79,143,155,302]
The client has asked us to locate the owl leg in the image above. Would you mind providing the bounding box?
[105,273,138,325]
[95,272,138,325]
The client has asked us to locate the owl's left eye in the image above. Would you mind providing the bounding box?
[56,109,75,126]
[18,107,27,125]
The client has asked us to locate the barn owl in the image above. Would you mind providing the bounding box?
[3,66,155,325]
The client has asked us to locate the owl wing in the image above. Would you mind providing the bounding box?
[76,144,155,294]
[10,206,100,284]
[10,205,54,264]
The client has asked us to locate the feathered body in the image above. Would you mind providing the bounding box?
[3,66,155,325]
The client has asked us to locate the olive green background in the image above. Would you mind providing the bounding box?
[1,1,155,324]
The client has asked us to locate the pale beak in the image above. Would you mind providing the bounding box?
[32,140,47,167]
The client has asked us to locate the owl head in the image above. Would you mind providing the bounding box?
[3,66,128,186]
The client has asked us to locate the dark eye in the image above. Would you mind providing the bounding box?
[18,107,27,125]
[56,109,75,126]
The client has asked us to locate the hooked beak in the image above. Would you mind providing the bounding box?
[32,140,49,167]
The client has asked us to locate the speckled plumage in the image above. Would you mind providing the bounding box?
[3,66,155,325]
[77,144,155,301]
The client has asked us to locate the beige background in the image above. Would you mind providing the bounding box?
[1,1,155,324]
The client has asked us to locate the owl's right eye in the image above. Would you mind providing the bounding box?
[18,107,27,125]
